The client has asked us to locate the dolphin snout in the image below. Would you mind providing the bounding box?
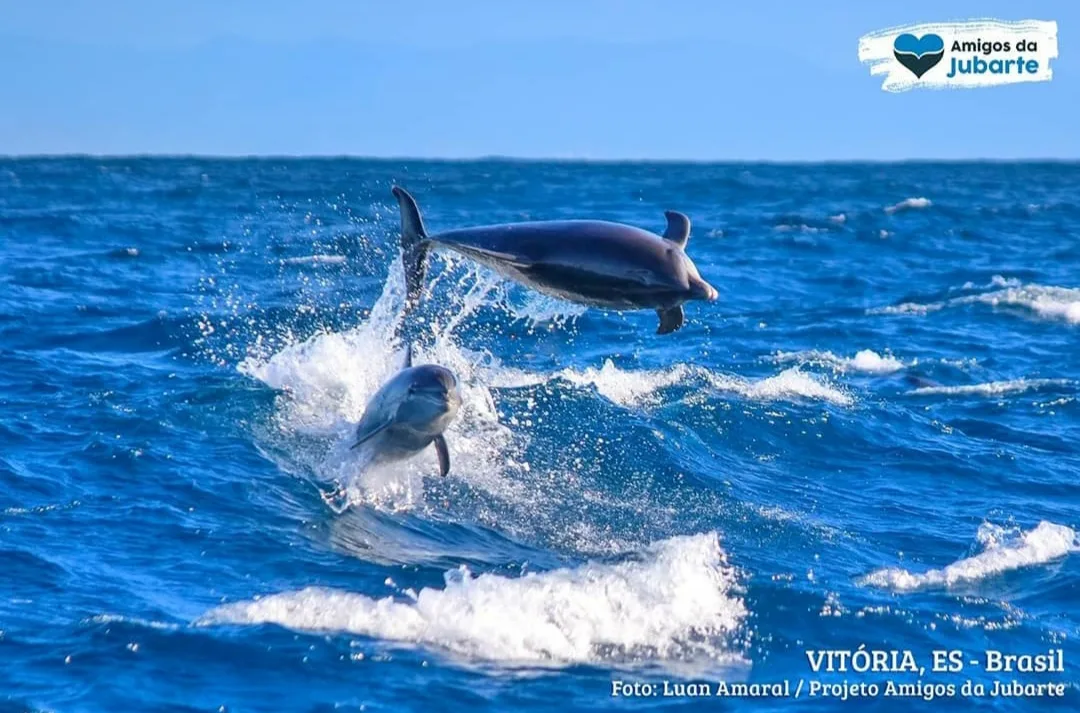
[432,368,462,411]
[446,382,462,408]
[435,370,461,402]
[440,370,460,392]
[690,278,719,302]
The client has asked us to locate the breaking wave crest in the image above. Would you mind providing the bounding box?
[773,349,907,375]
[556,361,851,407]
[860,521,1079,591]
[200,532,747,668]
[884,197,932,214]
[907,379,1071,398]
[973,284,1080,325]
[871,278,1080,325]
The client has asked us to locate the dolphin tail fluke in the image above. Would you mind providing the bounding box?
[391,186,430,308]
[656,305,684,334]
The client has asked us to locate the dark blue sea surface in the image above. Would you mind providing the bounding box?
[1,158,1078,712]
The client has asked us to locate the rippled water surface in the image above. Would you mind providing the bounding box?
[1,159,1078,711]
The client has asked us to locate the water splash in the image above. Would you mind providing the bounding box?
[200,531,748,669]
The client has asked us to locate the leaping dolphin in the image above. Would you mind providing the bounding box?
[350,345,461,477]
[391,186,718,334]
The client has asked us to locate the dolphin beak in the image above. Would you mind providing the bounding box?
[691,278,718,302]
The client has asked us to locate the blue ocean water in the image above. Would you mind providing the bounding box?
[1,158,1078,712]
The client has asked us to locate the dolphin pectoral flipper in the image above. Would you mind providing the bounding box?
[432,435,450,476]
[656,305,684,334]
[663,211,691,248]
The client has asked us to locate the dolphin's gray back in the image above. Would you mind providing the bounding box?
[432,220,681,288]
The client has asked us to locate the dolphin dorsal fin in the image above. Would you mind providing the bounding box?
[663,210,691,248]
[401,343,414,369]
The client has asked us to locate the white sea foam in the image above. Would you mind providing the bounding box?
[774,349,907,375]
[869,301,945,316]
[860,521,1079,591]
[884,197,932,214]
[907,378,1069,398]
[89,614,179,631]
[556,360,851,408]
[959,275,1021,291]
[557,361,697,406]
[711,368,852,406]
[870,279,1080,325]
[281,254,347,265]
[969,285,1080,325]
[200,532,747,667]
[773,224,826,234]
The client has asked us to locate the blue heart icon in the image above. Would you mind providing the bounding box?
[893,33,945,58]
[893,33,945,78]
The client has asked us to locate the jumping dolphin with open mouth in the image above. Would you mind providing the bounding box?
[391,186,718,334]
[350,344,461,477]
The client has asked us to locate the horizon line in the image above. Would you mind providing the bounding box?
[2,153,1079,164]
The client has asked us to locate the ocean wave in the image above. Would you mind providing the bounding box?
[970,284,1080,325]
[773,349,907,375]
[199,532,747,668]
[860,521,1078,591]
[712,368,852,406]
[88,614,180,631]
[959,275,1022,291]
[556,361,696,406]
[773,224,827,234]
[870,279,1080,325]
[884,197,932,214]
[870,301,945,316]
[907,378,1070,398]
[556,361,851,408]
[281,254,347,265]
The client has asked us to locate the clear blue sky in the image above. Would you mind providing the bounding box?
[0,0,1075,159]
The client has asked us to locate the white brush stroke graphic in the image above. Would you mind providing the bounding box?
[859,19,1058,92]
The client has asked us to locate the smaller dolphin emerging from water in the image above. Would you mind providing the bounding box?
[391,186,718,334]
[350,345,461,477]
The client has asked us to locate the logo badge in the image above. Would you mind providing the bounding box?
[859,20,1058,92]
[892,33,945,77]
